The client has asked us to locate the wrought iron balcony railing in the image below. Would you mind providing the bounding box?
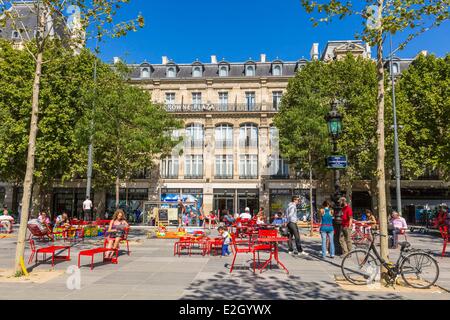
[161,174,179,179]
[214,174,234,179]
[239,174,258,179]
[184,174,204,179]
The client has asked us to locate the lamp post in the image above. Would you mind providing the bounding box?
[389,33,402,215]
[325,99,343,254]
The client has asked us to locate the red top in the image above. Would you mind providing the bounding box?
[341,205,353,228]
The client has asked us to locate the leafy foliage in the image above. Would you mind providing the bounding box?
[74,62,183,189]
[275,55,380,186]
[0,40,98,185]
[392,54,450,179]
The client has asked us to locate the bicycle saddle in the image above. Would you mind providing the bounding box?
[399,241,411,251]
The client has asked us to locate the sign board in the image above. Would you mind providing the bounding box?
[168,208,179,225]
[158,208,169,225]
[326,155,348,169]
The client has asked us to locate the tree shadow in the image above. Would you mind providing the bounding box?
[180,270,405,300]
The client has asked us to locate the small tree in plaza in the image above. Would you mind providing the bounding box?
[0,0,144,275]
[274,61,331,235]
[74,62,183,211]
[300,0,449,265]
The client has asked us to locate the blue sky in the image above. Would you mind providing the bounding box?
[91,0,450,64]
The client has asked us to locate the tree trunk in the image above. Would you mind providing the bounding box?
[375,7,389,267]
[309,153,314,236]
[14,51,43,275]
[115,175,120,210]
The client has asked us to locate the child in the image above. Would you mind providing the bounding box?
[218,226,231,256]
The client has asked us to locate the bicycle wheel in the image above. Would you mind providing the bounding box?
[341,249,380,285]
[400,252,439,289]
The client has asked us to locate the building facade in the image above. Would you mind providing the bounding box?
[0,37,448,223]
[120,40,389,220]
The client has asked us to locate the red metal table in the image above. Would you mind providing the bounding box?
[256,237,289,274]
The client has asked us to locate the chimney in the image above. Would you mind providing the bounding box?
[260,53,266,63]
[310,43,319,61]
[419,50,428,57]
[113,57,121,64]
[211,55,217,64]
[162,56,168,65]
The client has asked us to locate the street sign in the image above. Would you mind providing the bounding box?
[327,155,348,169]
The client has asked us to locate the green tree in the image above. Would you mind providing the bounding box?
[393,54,450,180]
[1,0,144,275]
[274,61,331,235]
[0,41,99,203]
[300,0,449,264]
[275,56,380,201]
[74,62,182,209]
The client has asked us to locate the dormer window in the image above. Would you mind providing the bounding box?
[219,66,228,77]
[141,67,150,78]
[193,66,202,77]
[245,64,255,76]
[392,63,399,74]
[167,66,176,78]
[12,30,20,40]
[139,63,152,78]
[272,64,282,76]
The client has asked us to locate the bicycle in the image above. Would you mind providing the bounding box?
[341,230,439,289]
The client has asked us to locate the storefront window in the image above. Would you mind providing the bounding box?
[106,188,148,222]
[269,189,316,222]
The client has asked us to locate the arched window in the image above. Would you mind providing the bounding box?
[239,123,258,148]
[192,66,202,77]
[12,30,19,39]
[141,67,150,78]
[273,65,282,76]
[185,124,204,149]
[392,63,399,74]
[167,67,176,78]
[245,65,255,76]
[215,124,233,149]
[219,66,228,77]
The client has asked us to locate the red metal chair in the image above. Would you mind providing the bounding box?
[440,226,449,257]
[174,236,193,256]
[120,227,130,255]
[229,234,256,273]
[27,224,55,242]
[208,237,223,256]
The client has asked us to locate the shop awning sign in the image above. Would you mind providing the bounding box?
[326,155,348,169]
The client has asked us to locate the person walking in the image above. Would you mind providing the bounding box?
[285,196,308,256]
[319,200,335,259]
[339,197,353,255]
[83,196,93,221]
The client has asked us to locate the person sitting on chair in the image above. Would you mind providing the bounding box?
[204,211,217,229]
[0,206,14,233]
[389,211,407,249]
[55,212,71,229]
[105,209,129,259]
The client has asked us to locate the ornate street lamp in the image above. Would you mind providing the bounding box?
[325,99,344,255]
[325,99,343,140]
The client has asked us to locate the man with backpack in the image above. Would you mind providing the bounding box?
[286,196,308,256]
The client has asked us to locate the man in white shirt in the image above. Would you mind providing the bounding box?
[239,207,252,220]
[83,196,93,221]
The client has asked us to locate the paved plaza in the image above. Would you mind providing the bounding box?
[0,227,449,300]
